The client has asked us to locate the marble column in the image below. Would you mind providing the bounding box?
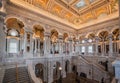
[34,38,37,53]
[109,34,113,56]
[61,59,66,78]
[102,39,105,56]
[44,32,50,56]
[47,61,53,83]
[24,32,27,52]
[68,38,72,55]
[79,40,82,54]
[30,33,33,53]
[84,38,88,55]
[58,35,63,55]
[75,39,79,54]
[0,0,6,56]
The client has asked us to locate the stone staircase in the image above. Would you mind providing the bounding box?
[2,67,34,83]
[63,73,99,83]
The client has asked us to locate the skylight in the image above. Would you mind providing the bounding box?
[76,0,86,8]
[90,0,95,3]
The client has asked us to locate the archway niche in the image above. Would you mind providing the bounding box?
[50,29,58,54]
[33,25,44,55]
[35,63,44,80]
[5,18,24,55]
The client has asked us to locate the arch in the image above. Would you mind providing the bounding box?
[80,72,87,78]
[98,31,109,41]
[35,63,44,80]
[5,15,26,26]
[65,60,70,73]
[112,28,119,40]
[53,62,61,81]
[33,24,44,40]
[86,33,95,39]
[5,18,25,35]
[63,33,69,42]
[32,23,46,32]
[50,29,59,43]
[110,27,119,33]
[96,29,109,36]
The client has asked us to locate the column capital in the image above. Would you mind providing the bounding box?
[58,35,63,40]
[44,32,50,37]
[68,37,72,41]
[95,36,99,41]
[108,34,113,39]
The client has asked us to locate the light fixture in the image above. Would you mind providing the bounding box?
[59,67,62,70]
[9,29,18,36]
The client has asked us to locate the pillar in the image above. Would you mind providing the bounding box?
[23,32,27,52]
[47,61,53,83]
[84,38,88,55]
[58,35,63,55]
[109,34,113,56]
[44,32,50,55]
[61,59,66,78]
[68,37,72,55]
[95,37,99,55]
[75,39,79,54]
[0,0,6,57]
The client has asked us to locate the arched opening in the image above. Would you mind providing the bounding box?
[112,28,120,53]
[33,25,44,55]
[80,72,87,78]
[98,31,109,54]
[79,36,85,55]
[50,29,58,54]
[53,62,61,82]
[72,65,77,73]
[87,33,95,54]
[5,18,24,56]
[65,60,70,73]
[35,63,44,80]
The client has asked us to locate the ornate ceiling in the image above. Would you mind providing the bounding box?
[10,0,119,29]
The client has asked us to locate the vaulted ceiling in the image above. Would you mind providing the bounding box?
[9,0,119,29]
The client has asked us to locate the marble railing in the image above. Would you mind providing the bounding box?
[27,63,43,83]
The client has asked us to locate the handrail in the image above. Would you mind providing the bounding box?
[16,63,19,83]
[27,64,43,83]
[79,55,107,73]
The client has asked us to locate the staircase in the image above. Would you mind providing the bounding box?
[62,73,99,83]
[2,67,34,83]
[72,55,110,82]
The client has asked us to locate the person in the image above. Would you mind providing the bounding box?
[101,77,104,83]
[105,60,108,71]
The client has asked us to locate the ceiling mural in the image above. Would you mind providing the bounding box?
[11,0,119,27]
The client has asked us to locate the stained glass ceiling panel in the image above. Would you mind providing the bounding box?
[89,0,95,3]
[76,0,86,8]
